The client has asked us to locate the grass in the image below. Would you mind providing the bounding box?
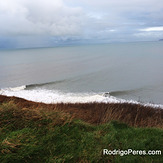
[0,99,163,163]
[0,95,163,128]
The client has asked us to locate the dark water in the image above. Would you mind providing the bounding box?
[0,41,163,105]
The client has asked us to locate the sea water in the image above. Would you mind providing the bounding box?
[0,41,163,107]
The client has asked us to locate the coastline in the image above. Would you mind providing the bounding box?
[0,95,162,128]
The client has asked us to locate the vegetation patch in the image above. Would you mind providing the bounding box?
[0,99,163,163]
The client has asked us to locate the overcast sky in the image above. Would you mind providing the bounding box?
[0,0,163,48]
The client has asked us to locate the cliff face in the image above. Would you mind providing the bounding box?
[0,95,163,128]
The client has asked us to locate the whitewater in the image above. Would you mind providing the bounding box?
[0,85,163,109]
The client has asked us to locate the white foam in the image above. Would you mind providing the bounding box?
[0,87,163,109]
[6,85,26,91]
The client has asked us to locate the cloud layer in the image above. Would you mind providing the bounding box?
[0,0,163,47]
[0,0,83,36]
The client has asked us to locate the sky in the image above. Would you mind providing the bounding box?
[0,0,163,48]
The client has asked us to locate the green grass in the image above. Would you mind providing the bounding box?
[0,101,163,163]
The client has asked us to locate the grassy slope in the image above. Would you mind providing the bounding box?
[0,95,163,128]
[0,101,163,163]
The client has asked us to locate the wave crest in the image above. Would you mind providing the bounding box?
[0,86,163,109]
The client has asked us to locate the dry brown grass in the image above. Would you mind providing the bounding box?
[0,95,163,128]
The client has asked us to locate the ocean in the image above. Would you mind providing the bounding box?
[0,41,163,107]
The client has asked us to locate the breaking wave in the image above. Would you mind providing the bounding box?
[0,85,163,109]
[25,80,67,90]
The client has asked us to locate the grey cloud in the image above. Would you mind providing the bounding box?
[0,0,163,48]
[0,0,84,36]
